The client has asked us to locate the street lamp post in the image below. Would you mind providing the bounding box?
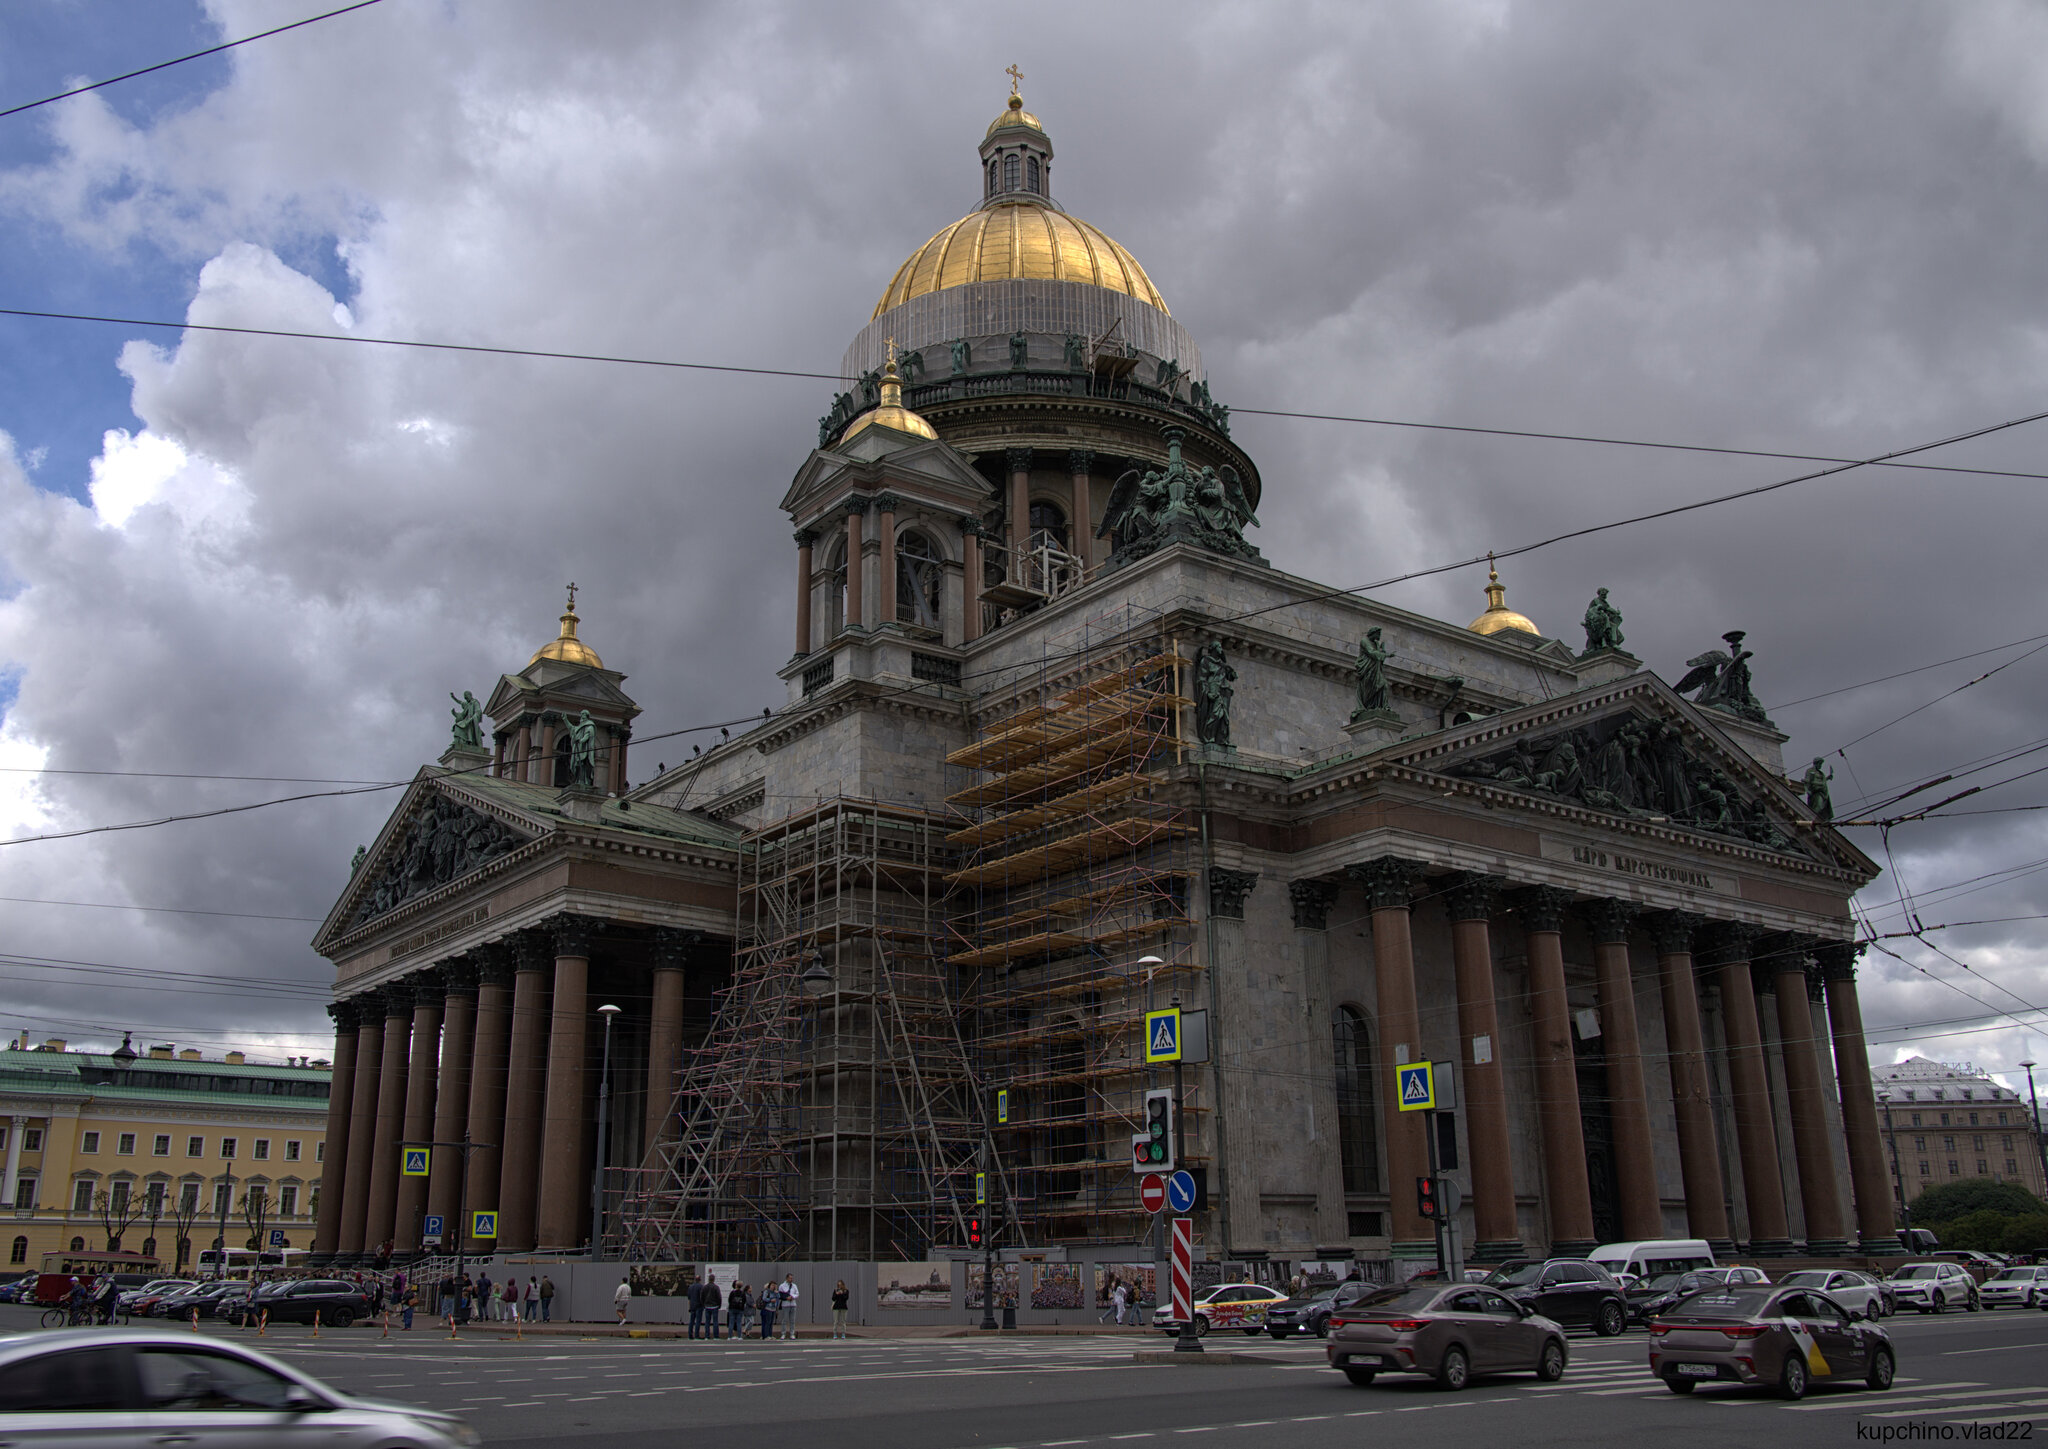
[1879,1091,1909,1247]
[590,1004,623,1260]
[2020,1061,2048,1203]
[214,1163,237,1280]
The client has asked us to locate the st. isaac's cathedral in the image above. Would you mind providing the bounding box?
[308,87,1894,1280]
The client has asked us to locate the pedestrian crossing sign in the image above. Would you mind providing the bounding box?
[996,1088,1009,1125]
[1144,1008,1182,1064]
[1396,1060,1437,1112]
[471,1210,498,1240]
[400,1147,430,1177]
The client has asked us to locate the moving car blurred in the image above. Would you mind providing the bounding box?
[116,1280,194,1318]
[1484,1259,1630,1335]
[1774,1269,1887,1320]
[0,1327,479,1445]
[222,1280,371,1328]
[1152,1283,1289,1337]
[1979,1264,2048,1309]
[1886,1261,1980,1314]
[1646,1283,1895,1398]
[1264,1281,1373,1339]
[1326,1282,1569,1390]
[147,1282,239,1319]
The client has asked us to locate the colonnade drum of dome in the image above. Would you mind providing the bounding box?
[604,609,1200,1262]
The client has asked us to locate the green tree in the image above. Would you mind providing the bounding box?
[1908,1178,2046,1222]
[1926,1209,2015,1251]
[2002,1214,2048,1256]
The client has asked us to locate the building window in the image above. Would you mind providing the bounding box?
[315,1142,324,1163]
[22,1129,40,1152]
[1941,1113,1951,1126]
[1004,154,1019,190]
[1332,1005,1380,1194]
[1974,1135,1986,1151]
[1947,1159,1960,1175]
[1910,1113,1921,1127]
[7,1236,23,1265]
[1943,1136,1955,1152]
[68,1236,83,1252]
[1970,1112,1980,1125]
[284,1141,301,1163]
[0,1125,9,1151]
[178,1183,199,1213]
[116,1133,135,1155]
[11,1178,33,1210]
[1917,1161,1929,1175]
[1914,1136,1926,1151]
[2008,1159,2020,1175]
[1027,155,1040,192]
[140,1237,155,1259]
[986,158,996,196]
[1347,1211,1382,1237]
[1999,1111,2009,1125]
[71,1180,93,1213]
[145,1183,166,1216]
[212,1184,230,1217]
[2003,1135,2014,1150]
[1977,1159,1989,1175]
[109,1181,129,1215]
[896,531,945,630]
[252,1140,269,1161]
[80,1132,99,1155]
[186,1136,203,1158]
[219,1138,236,1160]
[279,1186,298,1217]
[152,1135,170,1157]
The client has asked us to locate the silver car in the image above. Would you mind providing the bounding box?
[1979,1265,2048,1310]
[0,1326,479,1446]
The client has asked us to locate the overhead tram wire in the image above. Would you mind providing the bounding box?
[0,1,391,121]
[0,896,323,924]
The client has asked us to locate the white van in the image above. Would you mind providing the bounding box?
[1589,1239,1716,1282]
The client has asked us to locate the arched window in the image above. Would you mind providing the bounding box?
[1004,154,1020,191]
[1028,500,1068,552]
[987,159,997,196]
[552,734,571,788]
[1333,1006,1380,1193]
[68,1236,84,1252]
[1027,156,1041,193]
[896,531,944,630]
[827,537,849,636]
[8,1236,24,1265]
[140,1236,156,1259]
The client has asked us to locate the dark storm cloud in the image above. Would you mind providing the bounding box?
[0,0,2044,1077]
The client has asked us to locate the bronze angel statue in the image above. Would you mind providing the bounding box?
[1672,630,1771,724]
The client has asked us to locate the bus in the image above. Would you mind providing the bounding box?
[195,1246,307,1276]
[32,1248,161,1306]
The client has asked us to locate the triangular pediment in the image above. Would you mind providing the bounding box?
[1376,675,1872,873]
[485,665,639,723]
[781,436,992,521]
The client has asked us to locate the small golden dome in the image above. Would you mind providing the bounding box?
[1468,555,1540,637]
[842,346,939,443]
[986,93,1044,137]
[531,586,605,668]
[872,200,1168,318]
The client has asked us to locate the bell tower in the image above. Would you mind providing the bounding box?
[483,586,642,794]
[979,70,1056,204]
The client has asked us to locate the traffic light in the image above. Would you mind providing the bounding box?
[1130,1088,1175,1173]
[968,1215,984,1248]
[1416,1175,1439,1221]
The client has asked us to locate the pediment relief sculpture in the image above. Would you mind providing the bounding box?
[351,793,529,926]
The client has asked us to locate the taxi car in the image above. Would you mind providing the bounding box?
[1775,1269,1887,1320]
[1886,1260,1980,1314]
[1647,1284,1895,1398]
[1152,1282,1289,1336]
[1979,1264,2048,1309]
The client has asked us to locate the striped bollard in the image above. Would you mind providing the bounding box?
[381,1309,390,1339]
[312,1309,320,1340]
[258,1308,269,1337]
[190,1307,199,1334]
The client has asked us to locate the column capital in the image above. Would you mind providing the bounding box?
[1814,939,1864,982]
[1755,932,1816,978]
[1580,897,1639,945]
[440,954,480,996]
[1348,857,1420,912]
[650,925,702,970]
[474,940,517,988]
[406,967,447,1006]
[1066,448,1095,474]
[550,913,602,959]
[1207,867,1259,920]
[1647,910,1707,957]
[874,492,904,514]
[1699,920,1763,966]
[843,497,869,520]
[1442,872,1505,923]
[375,986,412,1022]
[794,528,817,548]
[1511,884,1574,934]
[1005,446,1034,474]
[327,999,364,1032]
[960,516,983,537]
[511,930,553,974]
[1287,879,1338,931]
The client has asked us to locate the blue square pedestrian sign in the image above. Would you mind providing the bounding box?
[1144,1008,1182,1064]
[471,1210,498,1240]
[1396,1060,1436,1112]
[400,1147,430,1177]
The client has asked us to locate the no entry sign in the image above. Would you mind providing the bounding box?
[1139,1173,1166,1213]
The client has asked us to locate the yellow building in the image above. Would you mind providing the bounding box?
[2,1036,331,1274]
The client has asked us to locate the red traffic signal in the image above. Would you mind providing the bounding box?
[968,1215,984,1248]
[1416,1175,1439,1221]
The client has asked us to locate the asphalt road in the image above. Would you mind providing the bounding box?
[4,1302,2044,1446]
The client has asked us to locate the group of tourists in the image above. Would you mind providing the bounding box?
[433,1269,554,1326]
[666,1272,822,1339]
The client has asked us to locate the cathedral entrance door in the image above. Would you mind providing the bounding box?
[1574,1044,1621,1247]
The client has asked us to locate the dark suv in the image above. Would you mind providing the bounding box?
[1484,1259,1628,1336]
[1265,1281,1374,1339]
[225,1279,370,1328]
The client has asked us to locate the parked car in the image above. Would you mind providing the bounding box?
[1153,1283,1289,1337]
[1326,1282,1569,1389]
[149,1282,238,1319]
[0,1273,38,1303]
[1264,1281,1374,1339]
[1624,1266,1769,1324]
[1646,1283,1894,1398]
[224,1280,370,1328]
[1886,1261,1980,1314]
[1932,1250,2006,1283]
[1775,1269,1887,1320]
[1979,1265,2048,1310]
[0,1326,479,1445]
[1485,1259,1630,1335]
[1588,1239,1716,1282]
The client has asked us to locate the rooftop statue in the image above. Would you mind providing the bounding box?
[1582,587,1625,655]
[1009,331,1029,369]
[448,690,484,751]
[1353,627,1391,717]
[1193,640,1236,749]
[567,709,600,791]
[950,337,972,376]
[1099,427,1260,567]
[1673,630,1774,727]
[1802,756,1835,822]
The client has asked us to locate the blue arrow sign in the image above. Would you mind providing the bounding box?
[1166,1169,1196,1213]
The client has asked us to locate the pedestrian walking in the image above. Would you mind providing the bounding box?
[728,1281,748,1340]
[614,1277,632,1324]
[831,1280,849,1339]
[401,1287,416,1332]
[540,1275,555,1322]
[758,1279,776,1341]
[780,1274,799,1338]
[527,1276,540,1322]
[1113,1280,1129,1326]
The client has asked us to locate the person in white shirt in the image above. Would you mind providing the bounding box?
[780,1275,799,1338]
[614,1278,632,1324]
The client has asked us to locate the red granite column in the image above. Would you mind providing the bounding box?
[1764,936,1848,1253]
[794,529,815,655]
[391,975,443,1256]
[1068,449,1095,571]
[360,990,413,1260]
[462,948,514,1253]
[310,1000,361,1262]
[1582,899,1662,1240]
[1007,447,1032,557]
[335,1000,385,1259]
[962,522,984,643]
[1648,913,1731,1248]
[1705,925,1791,1253]
[1350,859,1429,1256]
[426,960,477,1243]
[537,916,594,1250]
[495,934,552,1253]
[1444,875,1521,1259]
[1814,942,1897,1252]
[1514,887,1596,1254]
[843,504,866,632]
[644,929,694,1155]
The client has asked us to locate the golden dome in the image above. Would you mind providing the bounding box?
[842,348,939,443]
[1468,556,1540,637]
[986,92,1044,137]
[531,587,605,668]
[872,200,1168,319]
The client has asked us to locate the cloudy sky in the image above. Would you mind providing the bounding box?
[2,0,2046,1097]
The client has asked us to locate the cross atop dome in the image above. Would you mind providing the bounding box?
[1006,63,1024,96]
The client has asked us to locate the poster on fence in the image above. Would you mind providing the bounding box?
[1030,1263,1083,1310]
[961,1262,1018,1309]
[876,1261,952,1310]
[1094,1264,1157,1314]
[627,1263,696,1297]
